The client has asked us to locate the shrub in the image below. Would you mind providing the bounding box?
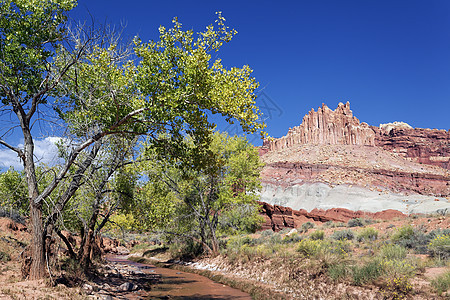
[0,207,25,224]
[169,239,203,259]
[0,251,11,262]
[351,259,383,285]
[381,259,416,279]
[282,233,303,244]
[310,230,325,240]
[357,227,378,242]
[297,239,324,257]
[331,229,354,241]
[328,263,349,281]
[300,221,315,233]
[383,276,413,299]
[431,270,450,296]
[379,244,407,261]
[391,225,429,253]
[330,240,352,256]
[260,229,274,237]
[428,228,450,239]
[323,220,335,228]
[279,228,292,235]
[391,225,414,242]
[269,233,283,244]
[227,235,255,253]
[428,234,450,259]
[347,218,364,227]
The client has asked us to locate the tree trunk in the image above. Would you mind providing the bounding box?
[23,130,46,279]
[206,216,219,256]
[29,201,46,279]
[80,228,95,272]
[80,207,99,272]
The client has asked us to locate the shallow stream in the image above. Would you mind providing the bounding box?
[105,255,252,299]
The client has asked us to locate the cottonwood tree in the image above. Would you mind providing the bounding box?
[135,132,264,255]
[0,0,264,279]
[0,168,28,218]
[55,135,137,272]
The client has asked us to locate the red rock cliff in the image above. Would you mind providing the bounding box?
[262,102,450,170]
[373,126,450,170]
[263,102,376,152]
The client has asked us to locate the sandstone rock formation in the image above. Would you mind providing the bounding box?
[258,102,450,218]
[262,102,450,170]
[374,126,450,170]
[258,201,406,232]
[263,102,376,152]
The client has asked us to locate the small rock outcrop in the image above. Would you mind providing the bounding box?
[258,201,406,231]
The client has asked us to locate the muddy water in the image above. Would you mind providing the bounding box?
[106,255,252,300]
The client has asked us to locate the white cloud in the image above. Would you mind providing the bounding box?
[0,137,63,170]
[0,148,22,169]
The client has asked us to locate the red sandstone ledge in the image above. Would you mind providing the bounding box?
[258,201,406,232]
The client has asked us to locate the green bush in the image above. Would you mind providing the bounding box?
[168,239,203,259]
[347,218,364,227]
[331,229,354,241]
[391,225,414,242]
[429,228,450,239]
[357,227,378,242]
[381,258,416,279]
[431,270,450,296]
[328,263,349,281]
[330,240,352,256]
[269,233,283,244]
[282,233,303,244]
[279,228,292,235]
[428,234,450,259]
[297,239,325,257]
[0,251,11,262]
[260,229,274,237]
[300,221,315,233]
[391,225,429,253]
[310,230,325,240]
[351,259,383,285]
[383,275,413,299]
[379,244,407,261]
[227,235,255,253]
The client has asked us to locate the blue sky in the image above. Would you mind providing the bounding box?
[69,0,450,144]
[2,0,450,168]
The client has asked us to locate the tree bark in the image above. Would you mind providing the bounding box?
[29,201,46,279]
[23,129,46,279]
[80,206,99,272]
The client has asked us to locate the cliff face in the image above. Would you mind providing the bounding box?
[374,126,450,170]
[262,102,450,170]
[263,102,375,152]
[259,102,450,215]
[258,201,406,231]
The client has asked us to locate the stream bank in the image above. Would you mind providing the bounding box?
[84,255,252,300]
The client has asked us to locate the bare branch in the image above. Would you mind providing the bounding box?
[0,139,24,161]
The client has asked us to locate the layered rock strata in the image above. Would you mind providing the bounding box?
[374,126,450,170]
[262,103,450,170]
[263,102,375,152]
[258,201,406,232]
[259,102,450,216]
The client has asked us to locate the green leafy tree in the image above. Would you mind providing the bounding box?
[55,136,137,271]
[136,132,264,255]
[0,0,264,279]
[0,168,28,216]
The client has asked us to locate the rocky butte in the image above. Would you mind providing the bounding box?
[258,102,450,230]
